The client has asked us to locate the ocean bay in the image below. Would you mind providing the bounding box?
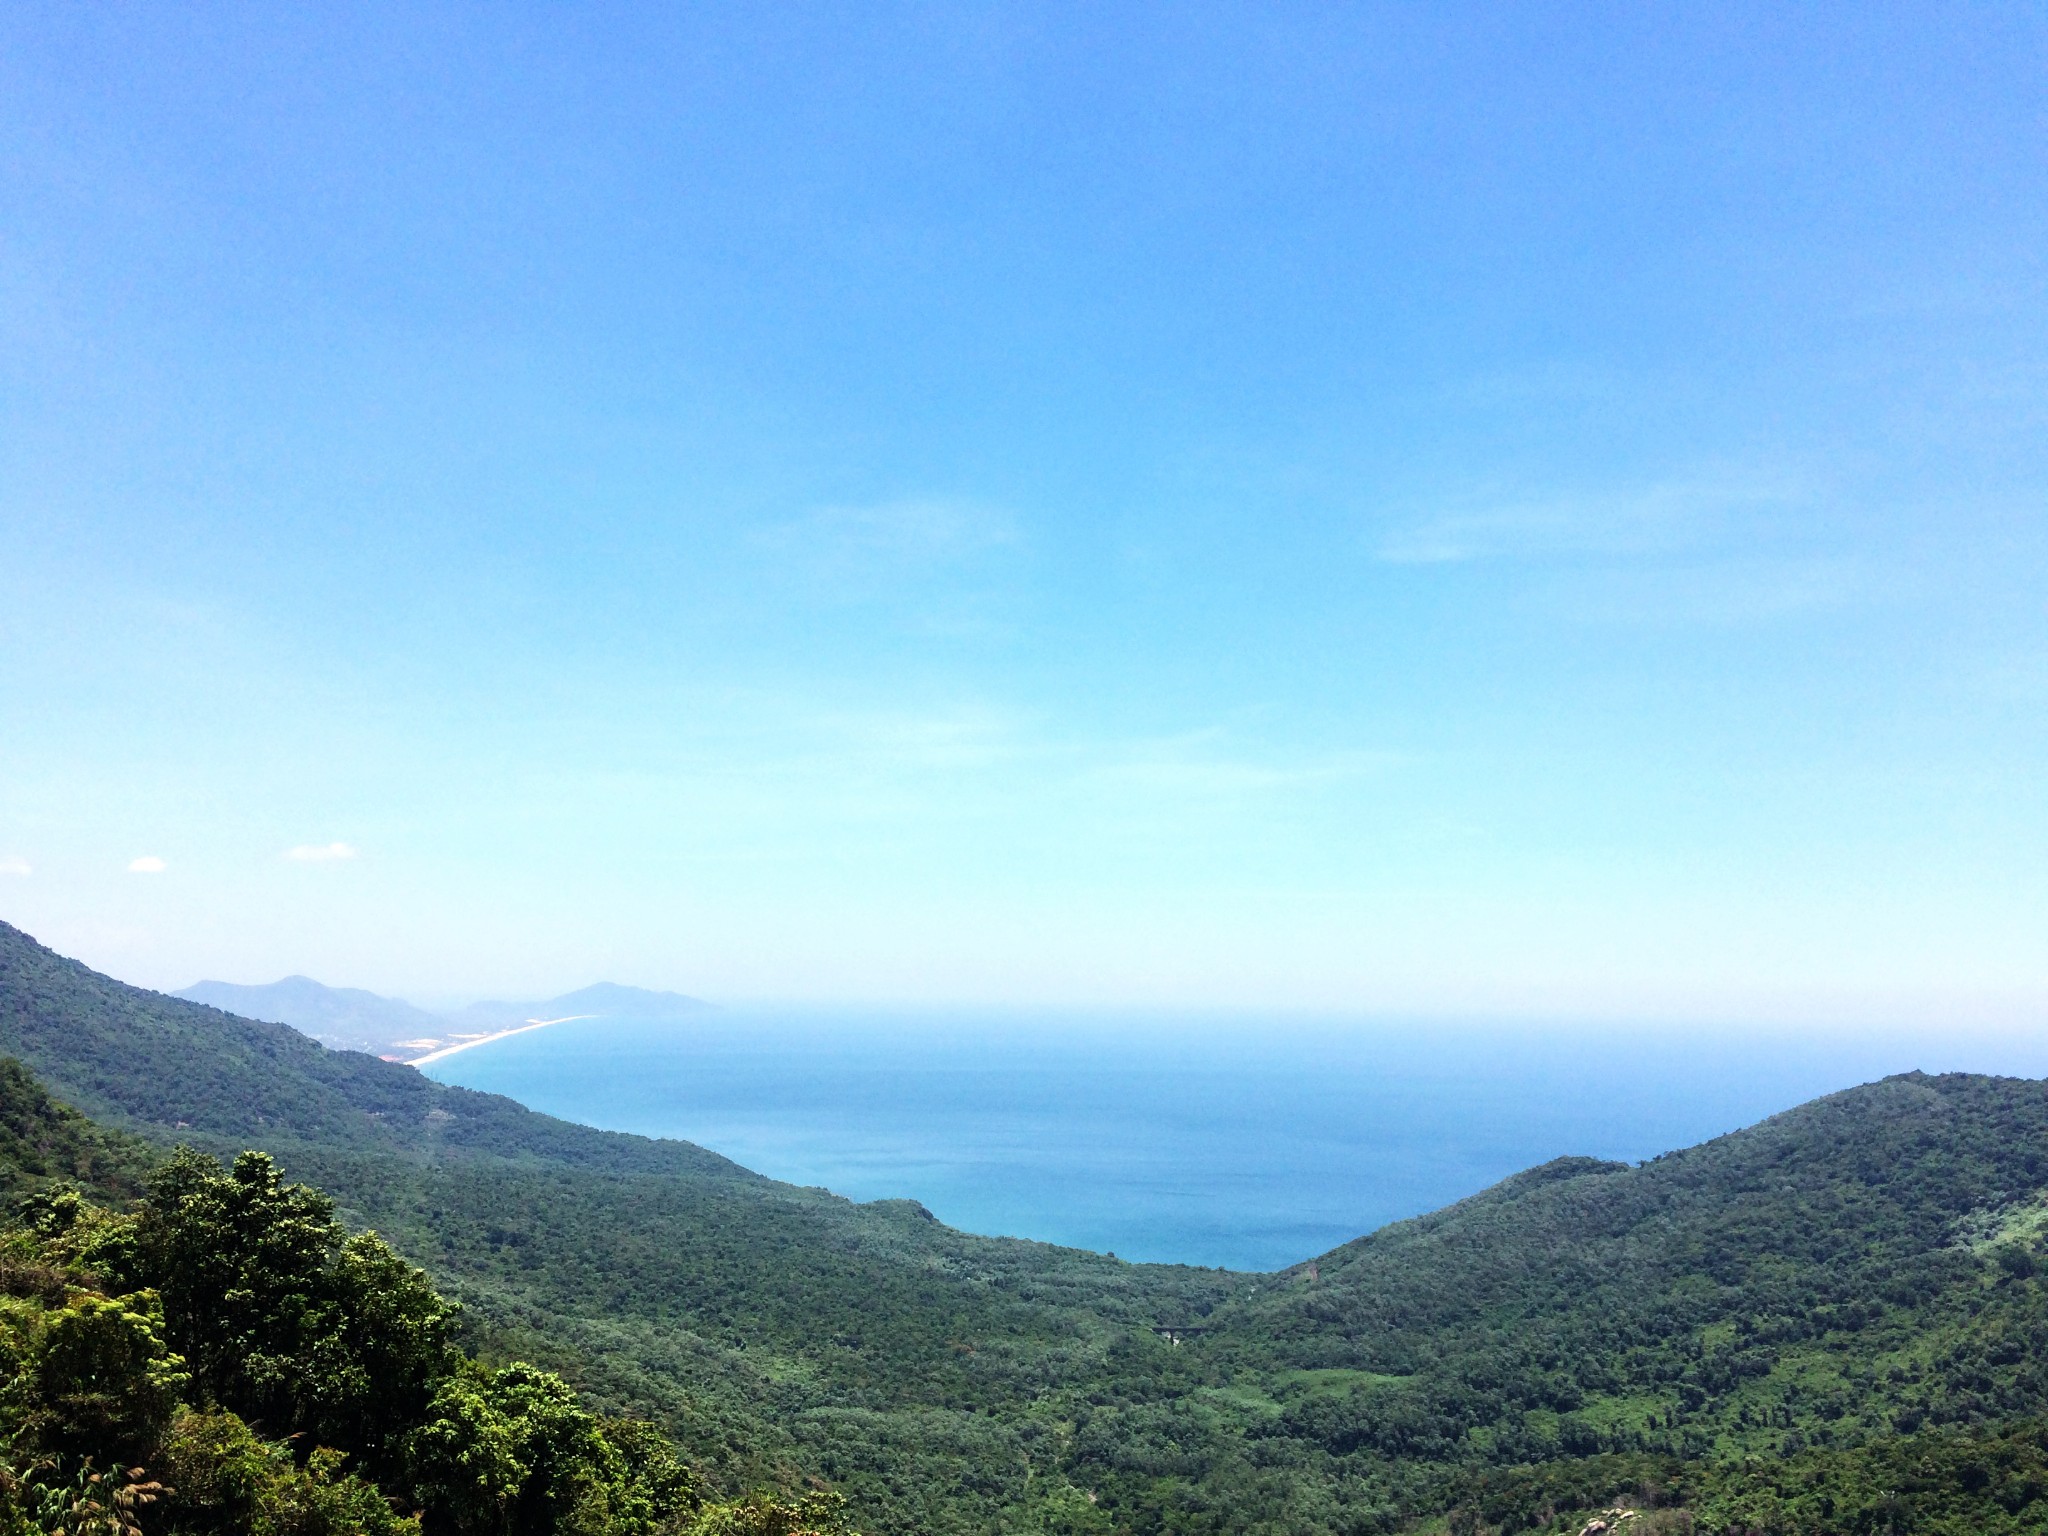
[419,1011,2048,1271]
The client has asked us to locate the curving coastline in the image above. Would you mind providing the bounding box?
[405,1014,596,1066]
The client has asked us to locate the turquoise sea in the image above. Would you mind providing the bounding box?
[421,1011,2048,1272]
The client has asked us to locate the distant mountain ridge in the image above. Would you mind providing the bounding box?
[175,974,447,1054]
[174,974,711,1056]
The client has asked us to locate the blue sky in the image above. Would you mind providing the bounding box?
[2,3,2043,1020]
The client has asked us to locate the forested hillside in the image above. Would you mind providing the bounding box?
[0,921,1239,1529]
[0,1060,846,1534]
[3,919,2048,1535]
[0,923,747,1176]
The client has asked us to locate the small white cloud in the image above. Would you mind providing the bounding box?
[285,841,358,863]
[127,856,167,874]
[0,856,29,877]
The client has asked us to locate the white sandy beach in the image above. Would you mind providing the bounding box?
[406,1015,595,1066]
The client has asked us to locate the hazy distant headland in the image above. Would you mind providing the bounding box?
[173,974,710,1060]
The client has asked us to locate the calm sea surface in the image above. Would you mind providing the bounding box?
[420,1012,2048,1271]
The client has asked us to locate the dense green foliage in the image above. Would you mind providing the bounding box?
[0,1058,155,1206]
[1440,1417,2048,1536]
[0,1068,851,1535]
[4,919,2048,1534]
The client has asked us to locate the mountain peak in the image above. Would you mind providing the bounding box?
[173,975,445,1055]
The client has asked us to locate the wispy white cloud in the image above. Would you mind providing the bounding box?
[0,856,29,877]
[1535,557,1867,627]
[1088,744,1399,795]
[756,498,1021,597]
[127,855,166,873]
[808,705,1028,771]
[798,710,1393,795]
[794,497,1015,557]
[285,841,359,863]
[1374,469,1809,566]
[622,697,1393,840]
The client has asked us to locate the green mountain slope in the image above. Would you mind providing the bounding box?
[1057,1075,2048,1526]
[0,1068,856,1536]
[0,921,745,1176]
[0,1052,158,1202]
[0,921,1236,1528]
[1230,1072,2048,1450]
[4,918,2048,1535]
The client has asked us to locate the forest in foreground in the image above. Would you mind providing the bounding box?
[2,918,2047,1535]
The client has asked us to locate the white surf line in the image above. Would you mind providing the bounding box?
[406,1015,597,1067]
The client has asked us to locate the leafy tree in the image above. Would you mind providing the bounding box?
[116,1147,456,1469]
[404,1368,530,1536]
[155,1407,420,1536]
[404,1361,700,1536]
[680,1490,851,1536]
[18,1293,187,1465]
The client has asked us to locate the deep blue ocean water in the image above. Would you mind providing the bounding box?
[421,1011,2048,1271]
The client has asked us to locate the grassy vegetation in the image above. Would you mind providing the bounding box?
[5,919,2048,1533]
